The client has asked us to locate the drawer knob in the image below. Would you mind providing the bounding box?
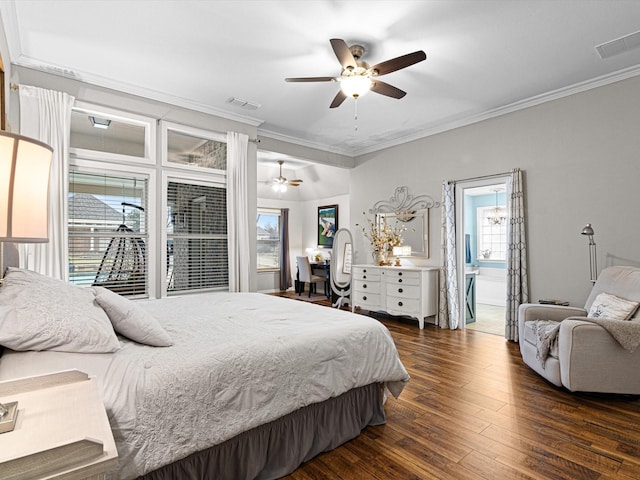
[363,295,367,301]
[363,269,367,273]
[363,284,367,289]
[398,288,403,293]
[399,272,403,276]
[398,301,403,307]
[363,275,367,279]
[398,279,403,283]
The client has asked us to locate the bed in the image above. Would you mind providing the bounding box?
[0,267,409,479]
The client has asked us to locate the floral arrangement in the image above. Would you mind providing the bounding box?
[357,212,407,265]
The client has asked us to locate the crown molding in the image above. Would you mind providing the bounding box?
[12,55,265,128]
[256,128,355,159]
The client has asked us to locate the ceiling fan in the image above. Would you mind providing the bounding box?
[272,160,303,192]
[285,38,426,108]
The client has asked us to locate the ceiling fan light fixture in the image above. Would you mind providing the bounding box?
[272,181,287,193]
[340,75,372,99]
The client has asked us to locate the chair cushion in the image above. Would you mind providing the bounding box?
[587,292,640,320]
[585,267,640,318]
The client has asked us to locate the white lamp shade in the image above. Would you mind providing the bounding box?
[0,131,53,242]
[340,75,371,98]
[392,245,412,256]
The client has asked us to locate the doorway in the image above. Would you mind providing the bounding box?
[456,178,509,335]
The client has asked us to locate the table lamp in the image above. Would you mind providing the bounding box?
[0,130,53,433]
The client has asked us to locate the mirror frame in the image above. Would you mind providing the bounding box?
[377,209,429,258]
[370,186,440,259]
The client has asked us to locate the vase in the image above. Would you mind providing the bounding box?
[374,250,388,266]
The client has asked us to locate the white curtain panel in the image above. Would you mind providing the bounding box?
[438,181,460,329]
[226,131,250,292]
[505,168,529,341]
[18,85,75,280]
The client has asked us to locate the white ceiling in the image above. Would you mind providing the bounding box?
[2,0,640,158]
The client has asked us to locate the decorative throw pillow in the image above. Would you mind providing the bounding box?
[0,267,120,353]
[93,287,173,347]
[587,292,640,321]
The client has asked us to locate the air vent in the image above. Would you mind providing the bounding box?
[227,97,261,110]
[595,30,640,59]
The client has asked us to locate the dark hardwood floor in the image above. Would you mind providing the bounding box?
[273,291,640,480]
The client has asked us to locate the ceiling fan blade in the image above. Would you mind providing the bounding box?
[329,90,348,108]
[369,50,426,76]
[330,38,357,70]
[285,76,337,82]
[287,179,303,186]
[370,80,406,99]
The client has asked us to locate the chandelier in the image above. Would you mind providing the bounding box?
[487,189,506,225]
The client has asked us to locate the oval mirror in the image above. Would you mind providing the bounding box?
[330,228,353,308]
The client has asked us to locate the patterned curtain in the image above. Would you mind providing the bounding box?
[505,168,529,341]
[279,208,292,291]
[438,181,460,329]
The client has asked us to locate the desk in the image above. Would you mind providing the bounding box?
[296,262,330,297]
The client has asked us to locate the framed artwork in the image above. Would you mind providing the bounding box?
[317,204,338,248]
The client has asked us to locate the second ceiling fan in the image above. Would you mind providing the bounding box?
[272,160,303,192]
[285,38,426,108]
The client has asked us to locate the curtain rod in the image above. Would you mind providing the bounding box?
[449,168,517,184]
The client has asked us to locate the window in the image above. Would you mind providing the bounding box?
[166,181,228,293]
[161,121,227,172]
[476,207,507,261]
[70,102,155,164]
[257,209,280,270]
[68,105,230,298]
[68,170,149,296]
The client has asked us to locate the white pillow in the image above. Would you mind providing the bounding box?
[588,292,640,321]
[93,287,173,347]
[0,267,120,353]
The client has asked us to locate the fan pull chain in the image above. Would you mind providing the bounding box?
[354,98,358,133]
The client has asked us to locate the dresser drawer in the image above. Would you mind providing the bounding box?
[352,267,381,281]
[385,296,421,316]
[385,283,421,299]
[384,270,420,286]
[352,291,381,310]
[353,279,381,295]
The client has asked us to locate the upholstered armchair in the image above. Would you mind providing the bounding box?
[518,266,640,394]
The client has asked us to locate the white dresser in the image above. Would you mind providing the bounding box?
[351,265,438,329]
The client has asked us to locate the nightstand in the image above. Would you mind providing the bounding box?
[0,370,118,480]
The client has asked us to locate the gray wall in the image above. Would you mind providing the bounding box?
[351,75,640,307]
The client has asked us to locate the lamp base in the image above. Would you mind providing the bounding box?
[0,402,18,434]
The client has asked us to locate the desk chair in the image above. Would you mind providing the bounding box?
[296,256,326,298]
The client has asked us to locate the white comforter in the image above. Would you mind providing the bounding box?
[0,293,409,479]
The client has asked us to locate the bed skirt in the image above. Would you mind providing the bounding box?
[137,382,385,480]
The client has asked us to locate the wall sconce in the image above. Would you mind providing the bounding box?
[0,130,53,433]
[392,245,412,267]
[580,223,597,284]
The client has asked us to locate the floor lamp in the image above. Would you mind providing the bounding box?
[0,130,53,433]
[581,223,597,284]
